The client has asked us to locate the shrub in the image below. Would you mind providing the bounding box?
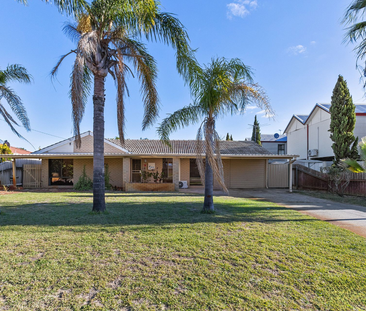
[74,165,93,191]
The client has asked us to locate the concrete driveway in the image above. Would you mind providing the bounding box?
[228,189,366,238]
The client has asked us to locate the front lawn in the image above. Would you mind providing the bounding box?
[0,192,365,310]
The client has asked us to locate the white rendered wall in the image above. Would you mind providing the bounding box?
[354,116,366,142]
[286,119,307,159]
[307,109,332,158]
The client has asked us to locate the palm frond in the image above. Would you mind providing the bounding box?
[47,0,87,16]
[115,51,127,144]
[70,53,90,148]
[51,50,77,80]
[231,83,273,116]
[2,64,32,84]
[157,105,204,144]
[115,38,159,130]
[0,85,30,131]
[0,104,24,138]
[344,0,366,23]
[195,122,206,186]
[63,23,81,43]
[148,12,197,78]
[344,158,365,173]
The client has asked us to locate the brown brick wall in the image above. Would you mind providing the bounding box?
[41,159,49,188]
[105,158,123,187]
[180,158,190,186]
[125,182,175,192]
[74,159,93,186]
[73,158,123,188]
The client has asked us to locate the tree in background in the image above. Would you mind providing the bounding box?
[251,115,261,145]
[0,64,32,138]
[158,57,271,213]
[225,133,233,141]
[329,75,358,164]
[52,0,193,212]
[0,143,12,163]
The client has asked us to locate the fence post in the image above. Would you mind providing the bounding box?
[12,159,16,188]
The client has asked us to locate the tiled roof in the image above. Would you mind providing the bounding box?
[107,139,272,155]
[10,147,31,155]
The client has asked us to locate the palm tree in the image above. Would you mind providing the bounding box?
[157,57,272,213]
[17,0,86,15]
[344,0,366,85]
[0,64,32,138]
[344,136,366,173]
[52,0,193,212]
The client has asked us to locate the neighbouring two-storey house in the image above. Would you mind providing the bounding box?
[284,103,366,161]
[5,131,298,191]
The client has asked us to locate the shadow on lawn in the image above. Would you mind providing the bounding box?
[0,194,319,227]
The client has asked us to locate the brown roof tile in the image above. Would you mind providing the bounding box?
[107,139,271,155]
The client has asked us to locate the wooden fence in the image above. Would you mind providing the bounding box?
[23,164,42,188]
[293,164,366,196]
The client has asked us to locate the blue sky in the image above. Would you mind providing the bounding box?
[1,0,365,150]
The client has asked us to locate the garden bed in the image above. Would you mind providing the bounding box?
[125,182,175,192]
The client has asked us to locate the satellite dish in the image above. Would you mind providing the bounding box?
[274,133,280,139]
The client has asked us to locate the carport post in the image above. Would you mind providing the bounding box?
[289,159,295,193]
[12,159,16,188]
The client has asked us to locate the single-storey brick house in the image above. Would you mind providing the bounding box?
[6,131,298,191]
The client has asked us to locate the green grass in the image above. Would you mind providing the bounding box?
[0,192,365,310]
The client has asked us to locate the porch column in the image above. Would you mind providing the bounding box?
[289,160,293,193]
[122,157,131,191]
[12,159,16,188]
[173,158,180,190]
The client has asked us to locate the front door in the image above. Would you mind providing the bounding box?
[131,159,141,182]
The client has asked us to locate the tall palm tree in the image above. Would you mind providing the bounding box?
[0,64,32,138]
[52,0,193,212]
[158,57,271,213]
[344,0,366,85]
[17,0,86,15]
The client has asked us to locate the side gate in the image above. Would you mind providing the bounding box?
[268,164,289,188]
[23,164,42,188]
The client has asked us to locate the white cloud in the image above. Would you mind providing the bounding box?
[227,0,258,19]
[257,110,266,115]
[287,45,307,55]
[310,41,316,45]
[246,105,258,110]
[261,113,275,118]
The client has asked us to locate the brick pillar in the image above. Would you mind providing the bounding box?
[123,157,131,191]
[173,158,180,190]
[41,159,49,188]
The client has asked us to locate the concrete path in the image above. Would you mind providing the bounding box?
[181,187,366,238]
[229,189,366,238]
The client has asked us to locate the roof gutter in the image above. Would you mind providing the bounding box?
[4,153,299,160]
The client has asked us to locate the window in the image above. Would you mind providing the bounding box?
[131,159,141,182]
[278,144,285,155]
[162,158,173,183]
[49,159,73,186]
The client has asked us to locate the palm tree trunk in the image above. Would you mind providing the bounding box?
[202,119,215,213]
[92,74,106,212]
[202,153,214,213]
